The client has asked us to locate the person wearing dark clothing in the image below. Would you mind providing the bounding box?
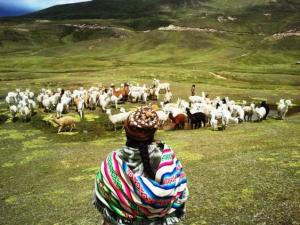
[191,85,196,96]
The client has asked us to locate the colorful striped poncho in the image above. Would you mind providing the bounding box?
[94,144,188,221]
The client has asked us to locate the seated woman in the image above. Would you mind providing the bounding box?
[93,106,189,225]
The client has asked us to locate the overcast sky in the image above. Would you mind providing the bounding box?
[0,0,92,17]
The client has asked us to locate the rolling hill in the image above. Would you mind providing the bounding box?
[0,0,299,95]
[8,0,293,34]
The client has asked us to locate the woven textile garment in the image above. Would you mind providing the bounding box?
[94,144,188,221]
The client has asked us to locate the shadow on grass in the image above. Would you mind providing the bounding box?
[26,110,117,143]
[0,114,9,124]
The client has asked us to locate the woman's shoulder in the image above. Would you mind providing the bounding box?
[147,140,166,155]
[154,140,165,150]
[153,141,174,155]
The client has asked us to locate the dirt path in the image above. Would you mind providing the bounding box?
[272,29,300,40]
[156,24,265,36]
[209,72,227,80]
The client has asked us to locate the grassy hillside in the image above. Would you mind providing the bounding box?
[0,0,300,224]
[15,0,298,33]
[0,18,299,102]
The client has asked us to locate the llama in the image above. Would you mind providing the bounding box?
[168,113,186,130]
[186,108,206,129]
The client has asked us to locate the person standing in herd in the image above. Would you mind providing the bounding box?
[93,106,189,225]
[191,84,196,96]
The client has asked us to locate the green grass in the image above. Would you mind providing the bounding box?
[0,1,300,223]
[0,26,299,102]
[0,104,299,224]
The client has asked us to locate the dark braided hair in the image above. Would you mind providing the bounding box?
[126,137,156,180]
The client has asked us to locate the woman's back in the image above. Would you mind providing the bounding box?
[93,106,188,225]
[118,142,163,177]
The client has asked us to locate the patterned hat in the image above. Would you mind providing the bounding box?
[127,106,159,129]
[125,106,159,141]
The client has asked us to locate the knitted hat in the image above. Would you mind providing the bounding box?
[125,106,159,141]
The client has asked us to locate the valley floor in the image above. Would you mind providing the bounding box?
[0,87,299,224]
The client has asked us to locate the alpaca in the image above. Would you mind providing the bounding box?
[168,113,186,130]
[260,101,269,120]
[254,107,266,122]
[52,116,76,133]
[106,109,130,131]
[277,99,292,119]
[186,108,206,129]
[243,103,255,121]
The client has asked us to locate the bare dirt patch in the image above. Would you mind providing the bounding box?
[209,72,227,80]
[273,29,300,40]
[158,25,225,34]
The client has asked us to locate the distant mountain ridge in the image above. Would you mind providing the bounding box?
[1,0,299,34]
[25,0,185,20]
[24,0,300,20]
